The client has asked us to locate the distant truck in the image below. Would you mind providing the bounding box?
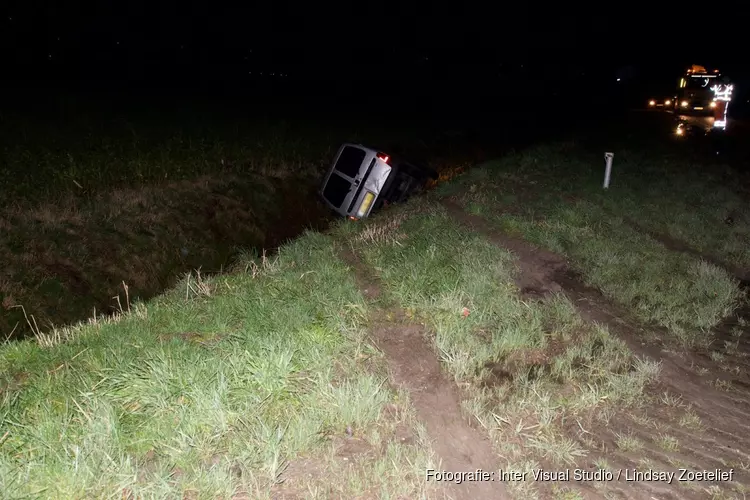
[319,143,438,220]
[649,64,735,129]
[673,64,722,116]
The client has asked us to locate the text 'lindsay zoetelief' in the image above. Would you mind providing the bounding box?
[425,468,735,485]
[530,468,734,484]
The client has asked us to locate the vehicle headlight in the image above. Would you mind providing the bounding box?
[665,99,671,105]
[356,192,376,218]
[649,100,656,106]
[681,101,689,107]
[710,101,717,108]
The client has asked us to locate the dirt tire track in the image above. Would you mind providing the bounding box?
[442,200,750,499]
[337,244,508,500]
[619,214,750,283]
[442,199,568,299]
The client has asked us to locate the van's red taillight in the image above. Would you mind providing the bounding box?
[377,153,390,164]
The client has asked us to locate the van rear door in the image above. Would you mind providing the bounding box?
[321,145,369,212]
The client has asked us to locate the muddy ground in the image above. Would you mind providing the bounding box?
[441,200,750,499]
[338,246,507,500]
[279,198,750,499]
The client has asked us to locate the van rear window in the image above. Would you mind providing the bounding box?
[334,146,366,178]
[322,173,352,209]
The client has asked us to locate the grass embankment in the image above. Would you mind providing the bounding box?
[2,196,663,500]
[3,140,748,499]
[0,232,437,498]
[340,204,661,499]
[594,150,750,273]
[0,173,328,340]
[0,109,344,340]
[0,106,486,340]
[440,143,744,345]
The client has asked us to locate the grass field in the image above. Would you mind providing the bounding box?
[0,233,439,498]
[0,106,336,204]
[441,142,745,346]
[3,112,750,499]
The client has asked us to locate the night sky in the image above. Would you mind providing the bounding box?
[1,3,747,91]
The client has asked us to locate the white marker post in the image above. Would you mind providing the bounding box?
[603,152,614,189]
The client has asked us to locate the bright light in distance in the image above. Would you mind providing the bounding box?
[681,101,689,107]
[676,126,684,136]
[649,100,656,106]
[710,101,717,108]
[665,100,671,105]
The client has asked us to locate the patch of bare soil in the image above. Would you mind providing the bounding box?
[270,398,425,499]
[444,201,750,499]
[337,245,508,500]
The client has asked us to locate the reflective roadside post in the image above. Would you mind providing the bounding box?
[603,152,614,189]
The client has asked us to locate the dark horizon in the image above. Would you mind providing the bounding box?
[3,3,748,88]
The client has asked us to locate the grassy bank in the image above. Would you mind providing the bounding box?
[0,232,437,498]
[0,106,344,340]
[440,143,744,345]
[340,204,660,498]
[593,150,750,273]
[1,103,492,341]
[3,134,749,499]
[1,194,664,500]
[0,172,331,340]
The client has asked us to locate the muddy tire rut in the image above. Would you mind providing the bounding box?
[442,200,750,499]
[338,244,508,500]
